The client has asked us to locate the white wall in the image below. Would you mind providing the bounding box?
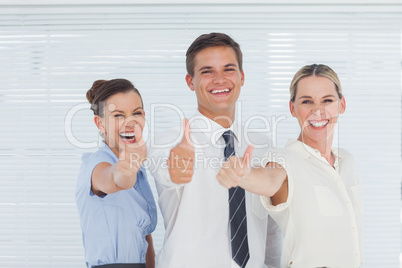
[0,2,400,267]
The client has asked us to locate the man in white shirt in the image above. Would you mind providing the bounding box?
[148,32,282,268]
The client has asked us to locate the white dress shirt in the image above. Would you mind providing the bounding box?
[148,110,282,268]
[261,139,362,268]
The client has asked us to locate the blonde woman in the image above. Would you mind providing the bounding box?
[217,64,362,267]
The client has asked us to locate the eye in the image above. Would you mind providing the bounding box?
[114,114,124,118]
[323,99,334,103]
[201,70,212,74]
[133,111,143,116]
[301,100,312,104]
[225,68,235,72]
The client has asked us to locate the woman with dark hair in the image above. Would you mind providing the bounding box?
[75,79,157,268]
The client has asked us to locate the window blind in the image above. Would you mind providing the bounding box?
[0,3,400,267]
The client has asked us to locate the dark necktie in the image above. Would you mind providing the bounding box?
[222,130,250,268]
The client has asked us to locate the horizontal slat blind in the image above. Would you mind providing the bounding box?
[0,4,400,267]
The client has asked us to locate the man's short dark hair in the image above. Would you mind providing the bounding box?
[185,32,243,77]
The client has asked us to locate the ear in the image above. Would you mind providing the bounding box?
[240,70,245,86]
[289,101,297,117]
[94,115,106,135]
[185,74,195,91]
[339,96,346,114]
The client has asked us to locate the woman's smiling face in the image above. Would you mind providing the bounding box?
[289,75,346,146]
[96,90,145,154]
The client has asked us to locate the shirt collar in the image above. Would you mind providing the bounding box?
[286,139,342,169]
[192,109,239,145]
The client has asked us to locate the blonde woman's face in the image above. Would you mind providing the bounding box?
[289,75,345,144]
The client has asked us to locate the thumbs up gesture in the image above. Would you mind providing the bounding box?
[112,123,147,190]
[167,118,195,184]
[216,145,254,189]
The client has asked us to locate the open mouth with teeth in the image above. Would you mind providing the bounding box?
[210,88,231,95]
[119,132,136,144]
[308,120,329,128]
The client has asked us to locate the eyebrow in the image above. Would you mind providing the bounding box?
[322,94,336,98]
[198,66,212,72]
[298,94,336,99]
[110,107,143,113]
[298,96,312,99]
[197,63,238,72]
[224,63,238,68]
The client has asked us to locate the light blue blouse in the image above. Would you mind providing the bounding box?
[75,142,157,268]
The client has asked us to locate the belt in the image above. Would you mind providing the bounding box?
[93,264,146,268]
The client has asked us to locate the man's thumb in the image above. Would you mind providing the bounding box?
[181,118,192,147]
[243,145,254,167]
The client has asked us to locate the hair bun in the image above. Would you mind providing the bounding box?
[86,79,107,103]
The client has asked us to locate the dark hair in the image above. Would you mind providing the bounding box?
[86,78,143,117]
[185,32,243,77]
[289,64,342,102]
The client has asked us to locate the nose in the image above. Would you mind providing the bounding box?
[213,71,227,84]
[312,104,325,117]
[124,116,136,129]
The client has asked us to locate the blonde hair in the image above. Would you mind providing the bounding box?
[289,64,342,102]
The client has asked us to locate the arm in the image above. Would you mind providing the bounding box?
[239,162,287,198]
[91,124,147,196]
[145,234,155,268]
[217,145,288,201]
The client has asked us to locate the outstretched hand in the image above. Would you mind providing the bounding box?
[113,124,147,190]
[216,145,254,189]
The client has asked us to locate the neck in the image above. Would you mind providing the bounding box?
[297,134,335,165]
[198,108,235,128]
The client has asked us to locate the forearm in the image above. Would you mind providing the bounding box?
[239,164,287,197]
[145,234,155,268]
[94,163,137,195]
[110,164,137,190]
